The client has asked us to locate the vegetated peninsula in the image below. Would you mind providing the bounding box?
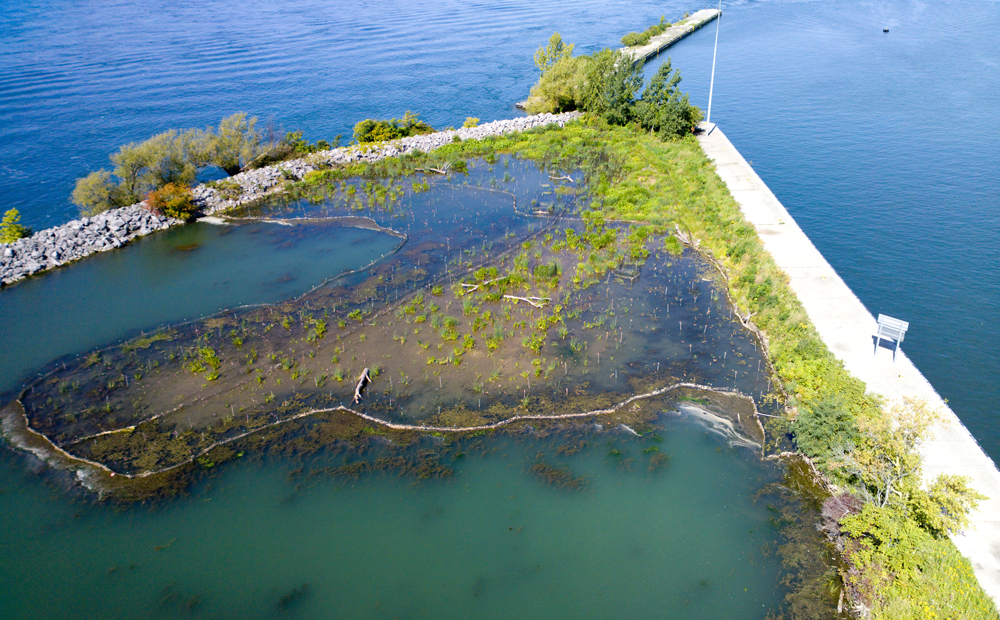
[1,13,997,620]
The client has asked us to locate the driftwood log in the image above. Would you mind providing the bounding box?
[459,275,509,293]
[354,367,371,404]
[502,294,550,309]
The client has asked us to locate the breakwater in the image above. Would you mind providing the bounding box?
[0,112,581,287]
[622,9,721,64]
[697,123,1000,605]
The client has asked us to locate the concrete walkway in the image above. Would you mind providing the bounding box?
[697,123,1000,605]
[624,9,721,64]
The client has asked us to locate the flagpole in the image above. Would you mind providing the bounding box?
[706,0,722,124]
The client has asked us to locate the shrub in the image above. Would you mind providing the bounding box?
[0,208,32,243]
[792,394,859,465]
[462,117,480,128]
[353,111,434,144]
[146,183,198,221]
[247,130,331,168]
[621,32,650,47]
[908,474,987,538]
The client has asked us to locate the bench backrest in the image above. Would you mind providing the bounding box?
[877,314,909,342]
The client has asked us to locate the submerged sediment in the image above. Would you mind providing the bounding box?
[0,381,762,500]
[3,156,775,501]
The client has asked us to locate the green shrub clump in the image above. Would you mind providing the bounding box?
[620,16,671,47]
[73,113,262,216]
[620,32,650,47]
[526,38,702,137]
[353,111,434,144]
[70,112,331,216]
[246,130,333,170]
[146,183,198,221]
[0,208,32,243]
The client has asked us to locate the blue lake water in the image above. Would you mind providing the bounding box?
[0,221,401,396]
[2,0,996,461]
[0,0,998,615]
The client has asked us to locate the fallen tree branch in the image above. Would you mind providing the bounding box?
[459,275,510,292]
[503,295,550,308]
[354,367,371,403]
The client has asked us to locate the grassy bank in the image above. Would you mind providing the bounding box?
[425,117,996,619]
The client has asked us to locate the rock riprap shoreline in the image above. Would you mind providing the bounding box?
[1,112,582,287]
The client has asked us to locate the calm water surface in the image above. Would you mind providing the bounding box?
[0,421,785,619]
[0,222,400,395]
[1,0,998,616]
[2,0,996,459]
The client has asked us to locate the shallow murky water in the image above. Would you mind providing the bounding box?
[1,159,796,618]
[0,412,785,620]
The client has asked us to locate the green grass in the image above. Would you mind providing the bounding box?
[438,117,996,619]
[875,539,998,619]
[262,116,996,617]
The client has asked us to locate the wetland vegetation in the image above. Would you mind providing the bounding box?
[4,113,995,618]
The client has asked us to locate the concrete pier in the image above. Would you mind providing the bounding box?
[697,123,1000,605]
[623,9,721,64]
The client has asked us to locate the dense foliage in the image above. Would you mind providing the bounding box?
[0,208,33,243]
[72,113,277,216]
[526,38,702,137]
[426,120,996,619]
[620,15,671,47]
[145,183,198,221]
[352,111,434,144]
[533,32,574,72]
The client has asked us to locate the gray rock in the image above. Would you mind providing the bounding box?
[0,111,582,286]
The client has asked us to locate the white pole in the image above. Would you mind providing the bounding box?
[707,0,722,124]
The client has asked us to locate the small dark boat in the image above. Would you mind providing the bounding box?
[883,27,889,33]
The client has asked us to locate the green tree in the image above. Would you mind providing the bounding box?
[109,140,154,205]
[792,394,859,465]
[634,60,704,137]
[0,208,32,243]
[525,55,590,113]
[835,398,937,508]
[908,474,987,537]
[581,49,644,125]
[534,32,574,72]
[71,170,122,216]
[140,129,208,190]
[212,112,264,175]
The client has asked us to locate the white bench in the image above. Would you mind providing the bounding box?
[875,314,908,361]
